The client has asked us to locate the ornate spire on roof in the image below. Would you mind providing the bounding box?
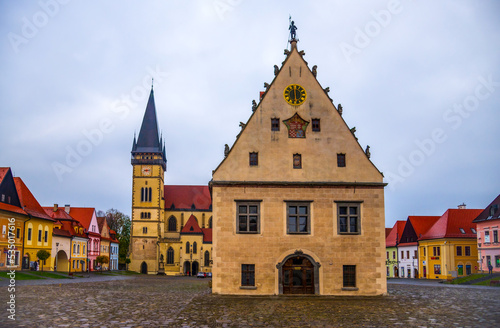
[131,84,167,170]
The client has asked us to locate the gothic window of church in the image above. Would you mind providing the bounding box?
[167,247,174,265]
[337,153,346,167]
[193,242,197,254]
[337,202,361,235]
[287,202,310,234]
[168,216,177,232]
[204,251,210,266]
[249,152,258,166]
[271,118,280,131]
[312,119,321,132]
[143,227,147,234]
[237,201,260,233]
[208,217,212,229]
[293,154,302,169]
[186,242,190,253]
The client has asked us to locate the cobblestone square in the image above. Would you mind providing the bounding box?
[2,276,499,327]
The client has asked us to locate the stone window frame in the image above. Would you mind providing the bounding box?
[167,216,177,231]
[312,118,321,132]
[271,118,280,131]
[249,152,258,166]
[241,264,256,288]
[456,246,462,256]
[286,201,312,235]
[235,200,262,234]
[337,153,346,167]
[167,247,174,265]
[293,153,302,169]
[464,246,471,256]
[343,265,357,289]
[335,201,362,235]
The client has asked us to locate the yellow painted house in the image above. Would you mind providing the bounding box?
[418,206,482,279]
[13,177,55,270]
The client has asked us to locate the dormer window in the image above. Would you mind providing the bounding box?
[471,228,477,234]
[459,228,465,234]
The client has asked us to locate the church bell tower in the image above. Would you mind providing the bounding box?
[130,85,166,274]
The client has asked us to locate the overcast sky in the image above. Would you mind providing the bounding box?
[1,1,499,228]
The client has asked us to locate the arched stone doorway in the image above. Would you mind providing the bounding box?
[56,250,69,272]
[277,251,320,295]
[140,261,148,274]
[192,261,199,276]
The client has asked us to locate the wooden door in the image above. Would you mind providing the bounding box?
[282,256,314,294]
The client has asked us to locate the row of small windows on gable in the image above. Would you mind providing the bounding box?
[271,118,321,132]
[249,152,346,168]
[0,194,11,204]
[236,201,361,235]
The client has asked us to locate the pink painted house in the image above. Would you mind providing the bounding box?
[66,206,101,271]
[472,194,500,273]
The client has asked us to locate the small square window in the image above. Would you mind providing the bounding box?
[293,154,302,169]
[241,264,255,286]
[271,118,280,131]
[337,153,346,167]
[312,119,320,132]
[249,152,258,166]
[143,227,148,234]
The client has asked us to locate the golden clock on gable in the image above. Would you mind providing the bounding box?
[284,84,307,106]
[141,165,152,176]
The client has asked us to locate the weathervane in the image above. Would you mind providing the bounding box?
[289,16,298,41]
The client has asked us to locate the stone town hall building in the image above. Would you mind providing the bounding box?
[130,32,387,296]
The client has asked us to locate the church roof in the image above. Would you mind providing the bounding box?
[164,185,212,211]
[180,214,203,234]
[133,87,162,154]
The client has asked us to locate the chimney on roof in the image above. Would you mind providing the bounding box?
[53,204,58,212]
[458,203,466,209]
[65,204,70,214]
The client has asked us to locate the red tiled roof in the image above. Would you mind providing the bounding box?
[202,228,212,243]
[386,220,406,247]
[97,217,106,232]
[419,209,483,240]
[181,214,203,234]
[0,202,27,216]
[407,216,441,239]
[13,177,54,221]
[385,228,391,238]
[68,207,96,230]
[472,194,500,223]
[59,219,88,239]
[164,185,212,210]
[0,167,9,184]
[53,227,72,238]
[42,206,74,221]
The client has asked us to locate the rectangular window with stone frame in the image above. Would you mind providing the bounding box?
[343,265,356,288]
[271,118,280,131]
[236,201,260,233]
[337,153,346,167]
[249,152,258,166]
[241,264,255,287]
[336,202,361,235]
[286,202,311,234]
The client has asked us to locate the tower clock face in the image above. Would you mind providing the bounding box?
[284,84,307,106]
[141,165,152,176]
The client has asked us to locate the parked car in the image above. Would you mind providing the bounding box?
[197,272,206,278]
[206,272,212,278]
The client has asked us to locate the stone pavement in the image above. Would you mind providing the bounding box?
[1,275,499,328]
